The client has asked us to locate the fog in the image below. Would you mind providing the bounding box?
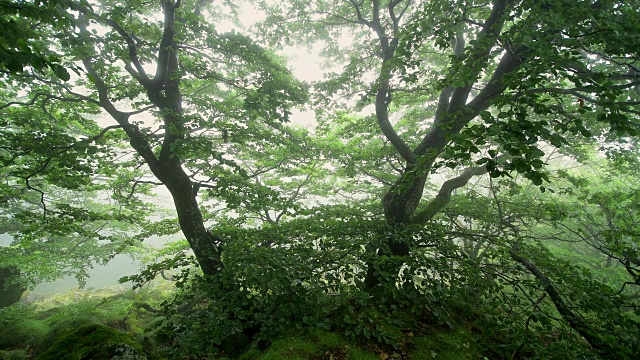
[1,232,178,297]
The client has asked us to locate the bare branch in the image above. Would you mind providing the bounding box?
[275,173,313,223]
[347,0,370,26]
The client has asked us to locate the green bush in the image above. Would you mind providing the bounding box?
[0,349,29,360]
[0,319,50,350]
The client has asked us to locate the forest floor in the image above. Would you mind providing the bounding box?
[0,284,482,360]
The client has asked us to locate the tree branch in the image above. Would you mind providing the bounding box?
[413,157,503,224]
[448,0,513,113]
[153,0,179,87]
[275,173,312,224]
[509,242,614,355]
[77,16,160,173]
[366,0,414,163]
[347,0,369,26]
[92,16,151,86]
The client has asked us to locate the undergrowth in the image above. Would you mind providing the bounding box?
[0,273,627,360]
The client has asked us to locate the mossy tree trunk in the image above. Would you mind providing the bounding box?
[0,266,26,309]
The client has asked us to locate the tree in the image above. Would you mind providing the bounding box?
[1,0,307,277]
[258,0,639,278]
[251,0,640,354]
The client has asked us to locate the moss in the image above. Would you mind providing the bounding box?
[0,319,50,349]
[347,348,379,360]
[236,348,263,360]
[308,329,343,348]
[36,324,147,360]
[236,331,380,360]
[36,316,100,355]
[259,337,319,360]
[410,328,478,360]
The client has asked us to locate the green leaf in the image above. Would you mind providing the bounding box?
[50,63,70,81]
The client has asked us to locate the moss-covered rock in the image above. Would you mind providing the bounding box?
[36,324,148,360]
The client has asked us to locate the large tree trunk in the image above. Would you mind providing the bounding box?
[364,166,428,290]
[161,163,222,276]
[382,167,428,224]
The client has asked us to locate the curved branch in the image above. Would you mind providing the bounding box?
[91,16,151,85]
[413,157,503,224]
[77,16,160,173]
[375,68,416,163]
[415,33,526,161]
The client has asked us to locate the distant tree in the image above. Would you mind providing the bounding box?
[0,100,155,292]
[0,266,23,309]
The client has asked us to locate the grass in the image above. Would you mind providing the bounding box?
[409,328,477,360]
[234,327,480,360]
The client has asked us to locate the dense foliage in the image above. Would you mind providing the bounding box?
[1,0,639,359]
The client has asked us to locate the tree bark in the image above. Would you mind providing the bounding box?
[0,266,25,309]
[382,165,428,224]
[161,162,222,276]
